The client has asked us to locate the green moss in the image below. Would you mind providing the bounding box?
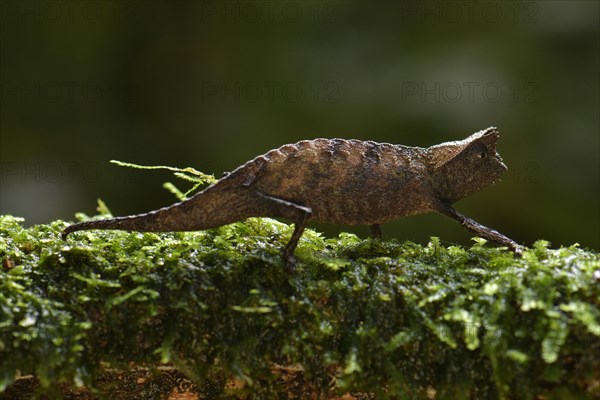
[1,214,599,399]
[1,166,599,398]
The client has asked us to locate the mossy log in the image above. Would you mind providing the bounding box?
[1,215,599,399]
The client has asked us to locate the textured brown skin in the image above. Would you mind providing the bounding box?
[63,127,521,262]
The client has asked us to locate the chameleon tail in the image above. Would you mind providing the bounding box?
[62,184,255,239]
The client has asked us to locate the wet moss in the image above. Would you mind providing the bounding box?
[1,164,599,398]
[1,214,599,399]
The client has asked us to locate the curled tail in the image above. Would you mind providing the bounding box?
[62,183,258,240]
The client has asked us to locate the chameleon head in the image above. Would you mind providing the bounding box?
[428,127,508,204]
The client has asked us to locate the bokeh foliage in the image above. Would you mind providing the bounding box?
[1,1,598,250]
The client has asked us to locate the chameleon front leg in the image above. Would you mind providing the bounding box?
[370,224,383,239]
[256,192,312,265]
[434,202,522,255]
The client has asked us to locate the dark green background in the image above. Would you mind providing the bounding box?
[1,1,598,250]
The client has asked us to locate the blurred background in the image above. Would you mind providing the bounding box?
[1,1,598,250]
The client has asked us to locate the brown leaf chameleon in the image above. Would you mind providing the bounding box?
[63,127,522,262]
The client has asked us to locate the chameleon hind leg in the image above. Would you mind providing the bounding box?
[256,192,312,265]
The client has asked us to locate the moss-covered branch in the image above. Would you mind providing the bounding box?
[1,214,599,399]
